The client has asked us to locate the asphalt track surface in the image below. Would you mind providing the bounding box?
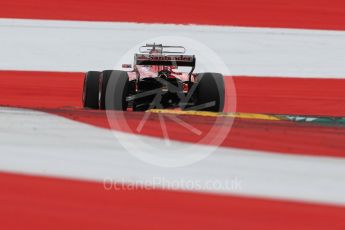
[1,0,345,229]
[1,70,345,158]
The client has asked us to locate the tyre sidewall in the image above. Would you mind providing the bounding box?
[105,70,129,111]
[194,73,225,112]
[83,71,100,109]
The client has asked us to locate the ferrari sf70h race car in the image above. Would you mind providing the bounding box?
[82,44,225,112]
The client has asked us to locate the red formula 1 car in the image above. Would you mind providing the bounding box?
[82,44,225,112]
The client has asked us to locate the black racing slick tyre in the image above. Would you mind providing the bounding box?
[99,70,113,110]
[100,70,129,111]
[190,73,225,112]
[83,71,101,109]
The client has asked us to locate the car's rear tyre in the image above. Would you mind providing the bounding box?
[100,70,129,111]
[83,71,101,109]
[99,70,113,110]
[186,73,225,112]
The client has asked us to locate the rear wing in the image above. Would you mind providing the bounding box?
[135,54,196,67]
[139,44,186,54]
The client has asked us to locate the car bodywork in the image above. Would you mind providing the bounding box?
[122,44,198,110]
